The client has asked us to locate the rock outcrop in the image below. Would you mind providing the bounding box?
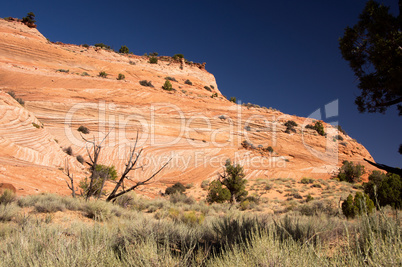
[0,19,375,196]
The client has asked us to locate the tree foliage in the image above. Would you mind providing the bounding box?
[119,45,129,54]
[206,180,231,203]
[338,160,365,183]
[22,12,36,26]
[342,192,374,219]
[165,182,186,195]
[364,171,402,209]
[221,160,248,203]
[339,0,402,115]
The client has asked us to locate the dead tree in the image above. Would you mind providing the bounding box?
[80,131,171,201]
[63,159,76,198]
[106,133,171,202]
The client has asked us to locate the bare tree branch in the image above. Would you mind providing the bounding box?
[107,158,172,201]
[63,159,76,198]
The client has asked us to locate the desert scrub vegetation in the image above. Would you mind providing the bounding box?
[98,71,107,78]
[0,191,401,266]
[117,73,125,80]
[184,79,192,85]
[77,125,90,134]
[139,80,154,87]
[162,80,173,91]
[118,45,129,54]
[94,43,111,49]
[338,160,364,183]
[6,91,25,106]
[149,56,158,64]
[305,121,326,136]
[284,120,297,133]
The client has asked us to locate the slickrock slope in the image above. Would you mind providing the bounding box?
[0,19,375,196]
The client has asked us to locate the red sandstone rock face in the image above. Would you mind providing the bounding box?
[0,183,17,194]
[0,19,376,196]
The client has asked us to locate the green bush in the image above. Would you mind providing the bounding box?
[207,180,231,204]
[284,120,298,133]
[94,43,111,49]
[300,178,314,184]
[149,57,158,64]
[305,121,326,136]
[99,71,107,78]
[79,165,118,197]
[229,97,237,103]
[364,171,402,209]
[337,160,365,183]
[119,45,129,54]
[84,200,112,221]
[165,182,186,195]
[184,79,192,85]
[162,80,173,91]
[77,125,90,134]
[0,203,20,221]
[117,73,125,80]
[221,160,248,203]
[139,80,154,87]
[211,93,218,98]
[342,192,374,219]
[172,54,184,60]
[82,44,89,48]
[0,190,16,205]
[201,180,209,189]
[204,86,212,92]
[265,146,274,153]
[22,12,35,25]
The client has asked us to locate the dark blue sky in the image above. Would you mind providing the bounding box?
[2,0,401,167]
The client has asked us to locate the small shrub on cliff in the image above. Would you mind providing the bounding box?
[76,155,85,164]
[63,146,73,156]
[173,54,184,60]
[94,43,111,49]
[265,146,274,153]
[284,120,298,133]
[184,79,192,85]
[119,45,129,54]
[77,125,90,134]
[7,91,24,106]
[98,71,107,78]
[165,77,177,82]
[162,80,173,91]
[338,160,364,183]
[149,57,158,64]
[204,86,212,92]
[22,12,36,27]
[229,97,237,103]
[305,121,326,136]
[139,80,154,87]
[117,73,125,80]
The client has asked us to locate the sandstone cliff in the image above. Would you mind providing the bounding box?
[0,19,375,196]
